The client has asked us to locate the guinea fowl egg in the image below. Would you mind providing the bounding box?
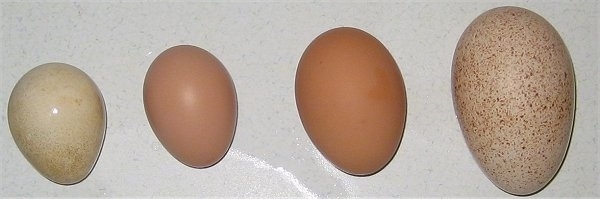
[8,63,106,185]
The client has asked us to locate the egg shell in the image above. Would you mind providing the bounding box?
[7,63,106,185]
[452,6,575,195]
[296,27,407,176]
[143,45,237,168]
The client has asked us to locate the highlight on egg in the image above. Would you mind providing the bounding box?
[295,27,407,176]
[143,45,237,168]
[8,63,106,185]
[452,6,575,195]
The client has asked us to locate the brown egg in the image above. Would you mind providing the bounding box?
[296,27,407,176]
[452,7,575,195]
[144,45,237,168]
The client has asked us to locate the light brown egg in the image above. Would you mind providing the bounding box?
[8,63,106,185]
[452,6,575,195]
[144,45,237,168]
[296,27,407,176]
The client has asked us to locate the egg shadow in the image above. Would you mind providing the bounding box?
[343,122,407,177]
[187,104,239,169]
[343,130,406,177]
[505,59,578,197]
[341,85,408,178]
[56,88,108,186]
[183,75,239,170]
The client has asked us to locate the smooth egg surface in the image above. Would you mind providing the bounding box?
[296,27,407,176]
[452,7,575,195]
[8,63,106,185]
[143,45,237,168]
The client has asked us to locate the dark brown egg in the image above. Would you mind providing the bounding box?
[296,27,407,176]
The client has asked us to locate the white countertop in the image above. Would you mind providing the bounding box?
[1,1,598,197]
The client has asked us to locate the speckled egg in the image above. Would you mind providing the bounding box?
[8,63,106,185]
[452,7,575,195]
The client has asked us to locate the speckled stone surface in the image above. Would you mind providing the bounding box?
[7,63,106,185]
[452,6,575,195]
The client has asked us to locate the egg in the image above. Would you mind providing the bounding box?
[7,63,106,185]
[143,45,237,168]
[452,7,575,195]
[295,27,407,176]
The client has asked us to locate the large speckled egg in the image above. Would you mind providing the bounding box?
[8,63,106,185]
[452,7,575,195]
[144,45,237,168]
[296,27,407,176]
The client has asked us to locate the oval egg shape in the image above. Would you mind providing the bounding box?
[296,27,407,176]
[452,7,575,195]
[8,63,106,185]
[144,45,237,168]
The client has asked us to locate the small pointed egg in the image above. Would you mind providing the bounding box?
[8,63,106,185]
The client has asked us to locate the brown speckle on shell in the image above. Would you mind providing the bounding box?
[452,6,574,195]
[8,63,106,185]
